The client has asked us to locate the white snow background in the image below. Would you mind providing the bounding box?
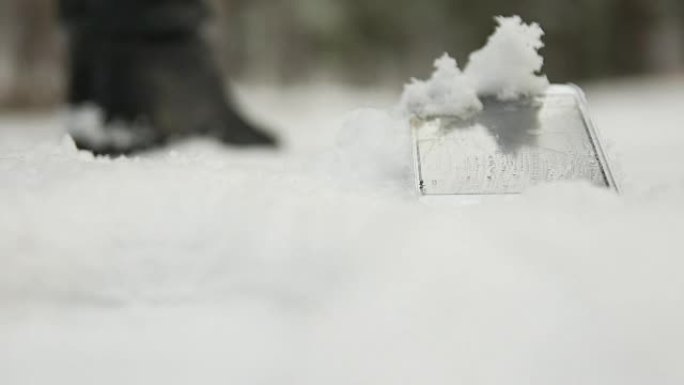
[1,75,684,384]
[1,77,683,385]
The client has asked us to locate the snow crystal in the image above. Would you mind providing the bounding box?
[399,54,482,118]
[465,15,550,100]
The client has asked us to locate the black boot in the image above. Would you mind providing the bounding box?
[61,0,277,155]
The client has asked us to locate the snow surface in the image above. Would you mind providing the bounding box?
[1,78,684,384]
[401,16,550,118]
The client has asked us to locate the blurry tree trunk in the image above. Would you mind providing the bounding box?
[0,0,64,110]
[0,0,16,103]
[610,0,658,76]
[206,0,249,76]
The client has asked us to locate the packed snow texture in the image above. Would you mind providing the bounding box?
[401,15,550,117]
[1,78,684,384]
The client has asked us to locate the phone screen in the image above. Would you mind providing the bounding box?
[413,85,616,195]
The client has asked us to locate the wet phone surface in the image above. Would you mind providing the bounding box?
[412,85,618,195]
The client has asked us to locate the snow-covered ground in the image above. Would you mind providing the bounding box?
[1,78,683,384]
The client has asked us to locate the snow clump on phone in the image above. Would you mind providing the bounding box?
[401,15,550,117]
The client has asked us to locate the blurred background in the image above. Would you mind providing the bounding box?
[0,0,682,111]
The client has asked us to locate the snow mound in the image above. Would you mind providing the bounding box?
[465,15,550,100]
[400,15,550,117]
[335,108,413,186]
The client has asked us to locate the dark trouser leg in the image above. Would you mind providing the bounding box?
[65,31,96,106]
